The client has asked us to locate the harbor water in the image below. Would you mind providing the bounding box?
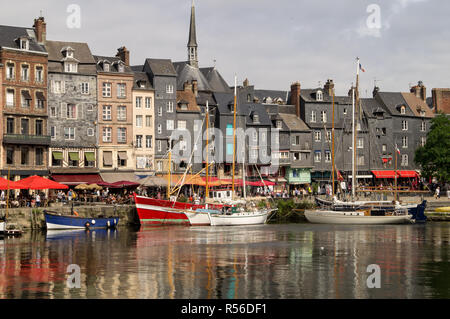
[0,222,449,299]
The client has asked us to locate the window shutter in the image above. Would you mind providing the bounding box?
[61,103,67,119]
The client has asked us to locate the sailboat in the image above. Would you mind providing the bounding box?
[306,58,415,225]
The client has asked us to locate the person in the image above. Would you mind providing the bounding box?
[36,193,41,207]
[435,186,440,199]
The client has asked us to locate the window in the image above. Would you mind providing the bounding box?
[293,152,301,161]
[102,83,111,97]
[157,124,162,134]
[400,106,406,114]
[53,80,64,94]
[21,91,31,107]
[64,62,77,73]
[103,127,112,142]
[118,64,124,73]
[251,149,257,159]
[35,66,43,83]
[87,104,94,112]
[35,148,44,166]
[145,115,152,127]
[253,131,258,143]
[21,147,29,165]
[81,82,89,94]
[87,128,94,136]
[6,118,14,134]
[167,120,174,130]
[343,108,347,115]
[6,63,14,80]
[35,92,45,108]
[84,152,95,167]
[136,135,142,148]
[356,122,361,131]
[6,148,14,165]
[420,136,426,147]
[310,111,317,123]
[316,90,323,101]
[35,120,43,136]
[357,137,364,149]
[67,104,77,119]
[20,39,29,50]
[145,97,152,109]
[21,119,29,135]
[166,101,174,112]
[275,120,283,129]
[50,126,56,139]
[326,131,331,142]
[102,105,112,120]
[321,111,327,123]
[357,155,365,166]
[421,121,426,132]
[136,115,143,127]
[21,64,29,81]
[325,151,331,163]
[136,96,142,108]
[6,89,14,106]
[158,106,162,116]
[146,135,152,148]
[117,128,127,143]
[253,114,259,123]
[103,151,112,167]
[157,161,163,172]
[117,105,127,121]
[314,151,321,162]
[157,140,162,152]
[402,120,408,131]
[382,144,387,152]
[177,120,186,130]
[420,110,426,117]
[401,154,408,166]
[103,63,110,72]
[117,83,126,98]
[227,143,233,155]
[226,124,233,136]
[64,127,75,140]
[293,136,300,145]
[314,131,321,142]
[262,132,266,142]
[166,84,174,94]
[402,136,408,148]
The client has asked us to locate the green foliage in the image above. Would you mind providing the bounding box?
[415,114,450,183]
[277,199,296,217]
[177,194,188,203]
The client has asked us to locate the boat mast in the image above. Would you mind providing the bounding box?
[232,75,237,200]
[243,148,246,199]
[167,138,172,200]
[395,144,398,202]
[331,88,335,196]
[205,100,209,199]
[352,57,361,199]
[351,85,356,199]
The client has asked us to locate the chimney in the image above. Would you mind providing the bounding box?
[116,46,130,66]
[183,81,192,92]
[323,79,334,96]
[33,16,46,44]
[243,78,249,87]
[410,81,426,102]
[192,80,198,97]
[290,81,301,118]
[372,86,380,98]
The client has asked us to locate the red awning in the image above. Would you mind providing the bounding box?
[51,174,104,185]
[397,171,419,178]
[372,170,399,179]
[0,177,25,190]
[15,175,69,190]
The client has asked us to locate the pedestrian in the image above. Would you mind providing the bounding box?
[435,186,440,199]
[36,193,41,207]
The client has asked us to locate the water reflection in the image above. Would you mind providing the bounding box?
[0,223,449,299]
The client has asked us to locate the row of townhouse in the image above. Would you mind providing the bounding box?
[0,5,437,189]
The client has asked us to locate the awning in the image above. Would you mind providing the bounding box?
[348,175,373,179]
[21,90,32,100]
[100,172,138,184]
[397,171,419,178]
[118,152,128,160]
[52,151,63,160]
[36,91,46,101]
[372,170,398,179]
[103,152,113,166]
[51,174,104,185]
[269,177,287,183]
[84,152,95,162]
[69,152,79,161]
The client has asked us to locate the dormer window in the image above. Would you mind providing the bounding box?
[118,63,124,73]
[67,50,73,58]
[103,62,110,72]
[180,104,188,111]
[276,120,282,129]
[64,62,78,73]
[19,38,29,50]
[253,114,259,123]
[400,105,406,114]
[316,90,323,101]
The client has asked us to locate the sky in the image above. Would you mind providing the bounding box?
[1,0,448,97]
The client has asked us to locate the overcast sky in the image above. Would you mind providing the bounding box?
[2,0,448,97]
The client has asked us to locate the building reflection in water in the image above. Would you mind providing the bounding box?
[0,223,449,299]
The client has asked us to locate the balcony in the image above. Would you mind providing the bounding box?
[3,134,51,145]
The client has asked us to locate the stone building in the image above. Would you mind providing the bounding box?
[45,40,100,184]
[94,53,135,181]
[0,17,49,180]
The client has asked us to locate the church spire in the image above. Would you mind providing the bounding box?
[187,0,198,67]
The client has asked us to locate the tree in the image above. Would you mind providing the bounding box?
[415,114,450,184]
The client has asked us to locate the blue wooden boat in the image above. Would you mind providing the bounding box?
[44,210,119,230]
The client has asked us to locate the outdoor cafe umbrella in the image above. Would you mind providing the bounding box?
[0,177,25,190]
[75,184,90,190]
[15,175,69,190]
[111,180,140,188]
[86,183,102,190]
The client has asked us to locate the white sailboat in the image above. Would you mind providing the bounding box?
[306,58,414,225]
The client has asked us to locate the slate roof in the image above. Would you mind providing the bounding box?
[300,88,351,104]
[133,71,153,90]
[243,104,272,126]
[144,58,177,77]
[200,67,232,93]
[196,91,217,106]
[93,55,133,73]
[360,98,390,119]
[130,65,144,72]
[253,89,290,104]
[0,25,46,53]
[46,40,96,74]
[278,113,310,132]
[376,92,415,117]
[173,61,212,91]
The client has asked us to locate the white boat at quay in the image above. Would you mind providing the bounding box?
[304,209,413,225]
[207,209,275,226]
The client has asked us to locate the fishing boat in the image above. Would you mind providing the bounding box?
[0,220,22,236]
[43,210,119,230]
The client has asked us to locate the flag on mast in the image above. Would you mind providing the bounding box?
[395,144,401,155]
[359,63,365,73]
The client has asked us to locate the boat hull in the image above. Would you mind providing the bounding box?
[208,210,271,226]
[44,212,119,230]
[183,211,211,226]
[304,210,412,225]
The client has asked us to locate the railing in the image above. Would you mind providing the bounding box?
[3,134,51,145]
